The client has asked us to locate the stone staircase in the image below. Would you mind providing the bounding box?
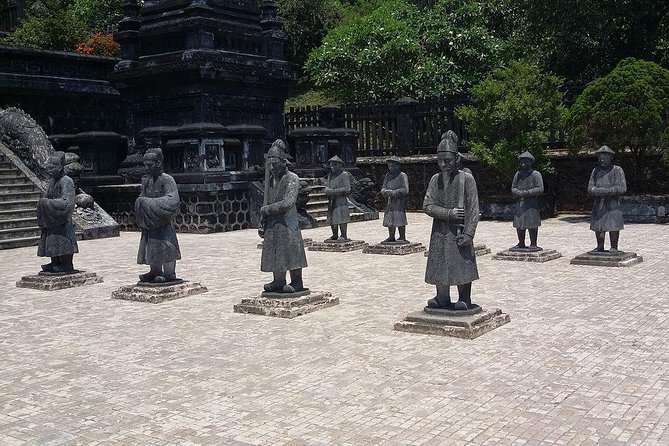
[0,152,43,249]
[301,177,374,226]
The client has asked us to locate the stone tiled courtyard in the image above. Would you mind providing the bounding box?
[1,213,668,445]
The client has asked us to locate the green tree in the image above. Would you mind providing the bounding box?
[567,58,669,191]
[305,0,510,101]
[5,0,122,52]
[456,61,566,183]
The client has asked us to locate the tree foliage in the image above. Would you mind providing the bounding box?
[4,0,122,52]
[567,58,669,190]
[305,0,510,101]
[456,61,566,183]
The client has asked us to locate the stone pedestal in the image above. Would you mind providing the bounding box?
[16,271,103,291]
[112,280,208,303]
[258,238,312,249]
[424,244,491,258]
[233,289,338,318]
[493,247,562,262]
[363,240,425,255]
[394,306,510,339]
[570,251,643,267]
[309,239,367,252]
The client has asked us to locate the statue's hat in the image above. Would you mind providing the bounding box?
[518,151,535,161]
[437,130,459,154]
[595,145,614,155]
[387,155,402,164]
[328,155,344,163]
[266,139,288,160]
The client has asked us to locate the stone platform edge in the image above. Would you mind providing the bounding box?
[16,271,103,291]
[112,281,208,303]
[233,290,338,318]
[394,308,510,340]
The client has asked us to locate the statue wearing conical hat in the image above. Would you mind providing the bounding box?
[510,151,544,251]
[324,155,352,241]
[588,145,627,252]
[423,130,480,311]
[260,139,308,292]
[380,155,409,243]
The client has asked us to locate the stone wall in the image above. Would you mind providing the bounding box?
[358,152,669,222]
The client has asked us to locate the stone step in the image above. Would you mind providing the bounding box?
[0,208,37,220]
[0,217,39,230]
[0,226,41,241]
[0,176,32,185]
[308,206,358,218]
[0,199,39,211]
[0,161,14,169]
[0,235,41,250]
[314,212,368,224]
[0,191,42,201]
[0,183,39,194]
[0,168,21,177]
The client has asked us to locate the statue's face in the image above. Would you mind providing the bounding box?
[268,157,285,175]
[330,161,343,173]
[46,157,63,177]
[143,157,161,176]
[437,152,457,173]
[519,157,532,171]
[388,161,400,173]
[598,153,612,167]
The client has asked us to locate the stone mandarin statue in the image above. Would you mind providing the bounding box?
[510,151,544,251]
[588,145,627,253]
[260,140,308,293]
[135,148,182,283]
[381,155,409,243]
[37,152,79,273]
[324,155,352,241]
[423,131,480,311]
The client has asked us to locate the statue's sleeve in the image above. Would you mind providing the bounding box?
[331,172,351,195]
[135,175,180,230]
[396,172,409,196]
[37,177,75,229]
[612,166,627,195]
[587,169,602,196]
[462,174,479,239]
[511,172,521,196]
[381,173,389,193]
[526,171,544,196]
[264,174,299,216]
[423,174,451,220]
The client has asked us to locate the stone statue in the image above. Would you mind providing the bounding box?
[37,152,79,273]
[324,155,351,240]
[588,145,627,253]
[381,155,409,243]
[260,140,308,292]
[510,151,544,251]
[423,131,479,311]
[134,148,181,283]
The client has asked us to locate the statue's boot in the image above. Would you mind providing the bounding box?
[338,223,349,241]
[528,228,539,250]
[264,272,286,292]
[41,257,57,272]
[427,285,451,308]
[382,227,396,242]
[328,225,338,240]
[592,231,606,252]
[453,283,472,310]
[139,265,162,282]
[609,231,620,253]
[52,255,74,273]
[283,269,304,293]
[397,226,407,242]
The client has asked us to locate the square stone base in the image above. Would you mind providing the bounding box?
[258,238,313,249]
[492,248,562,262]
[233,290,338,318]
[363,241,425,255]
[424,244,491,258]
[394,307,510,339]
[308,239,367,252]
[570,251,643,267]
[112,281,208,303]
[16,271,103,291]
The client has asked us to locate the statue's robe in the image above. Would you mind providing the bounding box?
[37,175,78,257]
[423,170,479,286]
[588,165,627,232]
[382,171,409,227]
[261,170,308,273]
[325,170,351,225]
[135,173,181,265]
[511,169,544,230]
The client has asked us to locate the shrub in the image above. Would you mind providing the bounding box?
[567,58,669,191]
[75,33,120,57]
[456,61,566,184]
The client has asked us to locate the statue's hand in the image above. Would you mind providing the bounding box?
[456,234,473,247]
[451,207,465,221]
[260,205,270,217]
[323,187,333,196]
